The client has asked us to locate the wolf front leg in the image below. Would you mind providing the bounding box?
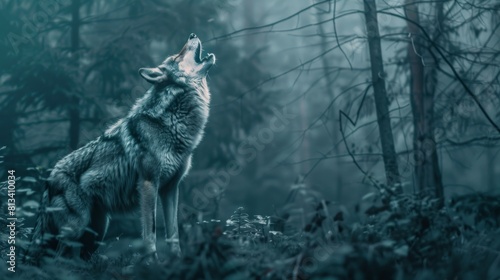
[160,155,191,256]
[139,179,158,260]
[160,177,181,256]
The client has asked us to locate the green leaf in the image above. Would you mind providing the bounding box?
[18,188,35,195]
[45,207,64,212]
[394,245,409,257]
[21,176,37,183]
[362,192,376,201]
[23,200,39,209]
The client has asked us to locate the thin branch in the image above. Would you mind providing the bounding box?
[380,10,500,134]
[206,0,332,42]
[335,84,380,188]
[332,0,353,69]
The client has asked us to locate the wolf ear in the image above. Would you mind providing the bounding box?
[139,67,167,84]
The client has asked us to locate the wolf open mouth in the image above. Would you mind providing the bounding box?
[174,33,215,75]
[194,41,202,63]
[194,41,215,64]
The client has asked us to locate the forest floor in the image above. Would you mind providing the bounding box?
[1,188,500,280]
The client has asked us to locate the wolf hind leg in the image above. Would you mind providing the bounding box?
[50,191,92,258]
[78,201,109,260]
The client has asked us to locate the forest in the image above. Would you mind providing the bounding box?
[0,0,499,279]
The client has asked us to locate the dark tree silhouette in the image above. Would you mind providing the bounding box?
[404,0,444,202]
[69,0,81,150]
[363,0,401,188]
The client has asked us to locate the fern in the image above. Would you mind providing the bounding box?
[225,207,255,239]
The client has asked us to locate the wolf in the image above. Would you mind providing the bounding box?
[29,33,215,262]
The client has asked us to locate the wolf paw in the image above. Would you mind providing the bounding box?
[166,238,181,257]
[141,251,158,266]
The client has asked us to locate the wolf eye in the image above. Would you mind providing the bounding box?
[158,66,167,72]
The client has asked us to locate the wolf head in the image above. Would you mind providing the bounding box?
[139,33,216,87]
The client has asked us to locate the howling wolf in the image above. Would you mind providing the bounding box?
[29,33,215,262]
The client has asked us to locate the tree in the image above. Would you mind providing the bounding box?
[69,0,81,150]
[363,0,401,188]
[404,0,444,202]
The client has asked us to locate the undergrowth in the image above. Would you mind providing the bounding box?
[0,174,499,280]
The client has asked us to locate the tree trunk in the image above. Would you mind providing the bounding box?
[404,0,444,202]
[363,0,401,188]
[69,0,80,150]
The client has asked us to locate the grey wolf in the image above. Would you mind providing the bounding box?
[29,33,215,262]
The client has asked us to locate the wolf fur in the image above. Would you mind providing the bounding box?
[29,33,215,262]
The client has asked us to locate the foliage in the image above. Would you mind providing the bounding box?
[451,193,500,229]
[1,178,499,280]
